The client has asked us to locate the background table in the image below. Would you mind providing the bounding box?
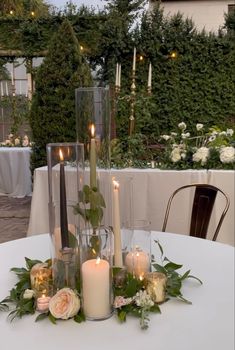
[0,232,234,350]
[27,167,234,246]
[0,147,32,198]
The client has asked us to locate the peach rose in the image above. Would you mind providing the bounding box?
[49,288,80,319]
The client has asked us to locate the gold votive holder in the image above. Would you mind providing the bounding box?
[144,272,167,303]
[30,263,52,298]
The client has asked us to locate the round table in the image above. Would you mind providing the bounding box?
[0,232,234,350]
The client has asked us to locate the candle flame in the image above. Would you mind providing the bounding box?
[90,124,95,138]
[96,257,101,265]
[59,149,64,161]
[113,179,119,190]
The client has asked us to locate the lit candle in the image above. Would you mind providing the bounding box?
[125,247,150,280]
[147,62,152,89]
[59,149,69,249]
[5,82,8,96]
[82,258,110,319]
[112,180,123,267]
[0,82,3,97]
[132,47,136,72]
[90,124,97,189]
[36,294,51,312]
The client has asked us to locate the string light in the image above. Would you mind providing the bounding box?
[139,55,144,61]
[31,11,35,16]
[170,51,177,59]
[9,10,14,15]
[80,45,84,51]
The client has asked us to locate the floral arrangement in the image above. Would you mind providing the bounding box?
[0,242,202,330]
[158,122,234,170]
[0,133,31,147]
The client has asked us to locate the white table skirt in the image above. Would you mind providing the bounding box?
[0,147,32,197]
[0,232,234,350]
[27,167,234,246]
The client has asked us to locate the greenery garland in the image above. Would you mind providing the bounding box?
[0,241,202,330]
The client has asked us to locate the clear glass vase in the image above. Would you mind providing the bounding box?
[79,225,113,320]
[46,142,84,292]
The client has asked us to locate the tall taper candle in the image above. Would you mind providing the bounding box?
[115,63,119,87]
[132,47,136,72]
[90,124,97,189]
[59,149,69,249]
[147,62,152,89]
[118,64,121,88]
[113,180,123,267]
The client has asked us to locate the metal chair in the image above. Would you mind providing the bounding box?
[162,184,230,241]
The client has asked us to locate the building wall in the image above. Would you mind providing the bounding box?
[149,0,234,32]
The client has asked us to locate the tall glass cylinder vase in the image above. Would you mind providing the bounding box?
[47,142,84,292]
[79,226,113,320]
[75,87,112,227]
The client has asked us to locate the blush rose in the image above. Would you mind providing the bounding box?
[49,288,80,319]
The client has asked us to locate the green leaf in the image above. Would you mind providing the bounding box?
[35,312,49,322]
[154,240,164,258]
[74,310,86,323]
[117,309,127,323]
[152,263,167,274]
[164,262,183,271]
[48,313,57,324]
[25,258,42,270]
[187,275,203,284]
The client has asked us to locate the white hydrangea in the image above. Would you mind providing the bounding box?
[192,147,209,165]
[178,122,186,130]
[226,129,234,137]
[171,147,181,163]
[219,147,235,164]
[135,290,154,308]
[196,123,204,131]
[162,135,171,141]
[181,132,190,139]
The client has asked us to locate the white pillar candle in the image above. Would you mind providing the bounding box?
[132,47,136,72]
[112,180,123,267]
[147,62,152,89]
[125,247,150,280]
[82,258,110,319]
[90,124,97,189]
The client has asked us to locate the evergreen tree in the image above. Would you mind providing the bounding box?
[30,19,92,171]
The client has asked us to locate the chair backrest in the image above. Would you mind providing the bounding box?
[162,184,230,241]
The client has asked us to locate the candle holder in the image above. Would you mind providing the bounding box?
[122,220,151,281]
[79,225,113,320]
[47,142,84,292]
[75,86,112,227]
[30,262,52,298]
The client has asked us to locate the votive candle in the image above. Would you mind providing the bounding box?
[125,247,150,280]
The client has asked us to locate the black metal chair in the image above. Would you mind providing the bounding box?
[162,184,230,241]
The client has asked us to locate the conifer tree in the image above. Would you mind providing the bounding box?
[30,19,92,170]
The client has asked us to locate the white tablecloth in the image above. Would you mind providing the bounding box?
[27,167,234,246]
[0,147,32,197]
[0,232,234,350]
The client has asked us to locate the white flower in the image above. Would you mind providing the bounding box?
[170,132,177,137]
[226,129,234,137]
[181,152,186,160]
[219,131,227,136]
[135,290,154,308]
[8,133,14,139]
[219,147,235,164]
[208,135,216,142]
[178,122,186,130]
[14,138,20,146]
[211,131,218,136]
[196,123,204,131]
[192,147,209,165]
[23,139,29,147]
[49,288,80,319]
[162,135,170,141]
[23,289,35,299]
[5,140,11,145]
[181,132,190,139]
[113,296,133,308]
[171,147,181,163]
